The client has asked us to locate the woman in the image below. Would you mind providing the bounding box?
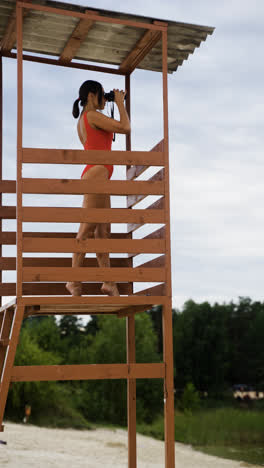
[66,80,130,297]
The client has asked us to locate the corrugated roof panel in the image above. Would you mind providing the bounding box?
[0,0,214,73]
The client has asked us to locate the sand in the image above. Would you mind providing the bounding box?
[0,422,258,467]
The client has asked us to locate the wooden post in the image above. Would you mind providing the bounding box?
[162,26,175,467]
[0,305,25,428]
[125,72,137,468]
[16,2,23,298]
[0,55,3,307]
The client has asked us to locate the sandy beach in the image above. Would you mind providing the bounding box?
[0,422,258,467]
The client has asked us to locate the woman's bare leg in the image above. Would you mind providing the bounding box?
[66,165,119,296]
[95,221,119,296]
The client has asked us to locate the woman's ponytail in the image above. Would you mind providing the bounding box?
[72,80,103,119]
[72,98,80,119]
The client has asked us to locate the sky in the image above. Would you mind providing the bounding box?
[2,0,264,310]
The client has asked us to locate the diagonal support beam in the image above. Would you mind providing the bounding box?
[59,9,97,63]
[119,28,162,74]
[0,1,32,54]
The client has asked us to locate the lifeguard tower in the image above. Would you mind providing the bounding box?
[0,1,214,466]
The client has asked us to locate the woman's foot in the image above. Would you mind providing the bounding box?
[66,282,82,296]
[101,282,120,296]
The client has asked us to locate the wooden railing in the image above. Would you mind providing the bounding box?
[0,140,167,300]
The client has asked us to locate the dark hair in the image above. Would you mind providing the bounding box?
[72,80,103,118]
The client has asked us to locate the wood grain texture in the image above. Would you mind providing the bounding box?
[22,207,165,224]
[22,237,165,254]
[59,10,96,63]
[11,363,165,382]
[22,178,164,195]
[20,295,166,307]
[119,29,161,73]
[0,257,130,270]
[0,282,130,296]
[0,231,129,245]
[127,169,165,208]
[22,148,164,166]
[22,266,166,282]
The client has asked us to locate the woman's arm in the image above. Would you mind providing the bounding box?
[88,89,131,134]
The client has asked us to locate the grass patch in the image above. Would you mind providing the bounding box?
[137,407,264,466]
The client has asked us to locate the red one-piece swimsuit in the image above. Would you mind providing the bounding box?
[81,111,114,179]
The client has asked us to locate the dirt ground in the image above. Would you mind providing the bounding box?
[0,422,258,467]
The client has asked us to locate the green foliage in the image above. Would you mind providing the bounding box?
[179,382,201,412]
[78,314,163,425]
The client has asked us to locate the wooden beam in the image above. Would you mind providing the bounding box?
[119,29,162,73]
[0,231,129,245]
[0,2,31,54]
[22,178,164,195]
[22,266,166,283]
[59,10,97,63]
[11,363,165,382]
[22,237,165,254]
[22,148,164,166]
[22,206,165,224]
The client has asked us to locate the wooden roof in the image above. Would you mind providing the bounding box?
[0,0,214,74]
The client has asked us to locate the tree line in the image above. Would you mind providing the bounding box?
[5,296,264,427]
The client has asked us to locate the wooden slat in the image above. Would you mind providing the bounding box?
[22,149,164,166]
[0,207,16,219]
[127,169,165,208]
[135,283,165,296]
[22,178,164,195]
[22,267,166,283]
[0,2,31,53]
[22,207,165,224]
[0,180,16,193]
[0,231,128,245]
[136,255,165,269]
[22,238,165,253]
[119,29,161,73]
[11,363,165,382]
[0,257,130,270]
[127,198,165,233]
[143,226,166,240]
[127,140,164,181]
[59,9,96,63]
[21,296,165,308]
[0,282,130,296]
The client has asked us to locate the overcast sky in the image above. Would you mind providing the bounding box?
[2,0,264,310]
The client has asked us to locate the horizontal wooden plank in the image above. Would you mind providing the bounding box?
[0,282,130,296]
[0,231,128,245]
[22,178,164,195]
[22,148,164,166]
[127,169,165,208]
[135,283,166,296]
[0,257,130,270]
[21,296,166,307]
[126,140,164,181]
[0,180,16,193]
[22,238,165,253]
[0,207,16,219]
[22,267,166,283]
[127,198,165,233]
[11,363,165,382]
[22,207,165,224]
[27,304,149,317]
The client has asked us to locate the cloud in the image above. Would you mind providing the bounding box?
[1,0,263,309]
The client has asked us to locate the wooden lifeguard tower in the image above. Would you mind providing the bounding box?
[0,1,214,466]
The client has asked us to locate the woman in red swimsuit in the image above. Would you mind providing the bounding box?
[66,80,130,297]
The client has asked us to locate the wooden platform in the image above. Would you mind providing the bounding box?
[0,298,153,318]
